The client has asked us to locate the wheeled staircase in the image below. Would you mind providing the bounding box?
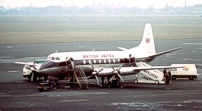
[72,66,89,89]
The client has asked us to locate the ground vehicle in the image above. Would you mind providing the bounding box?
[21,59,45,81]
[170,64,200,80]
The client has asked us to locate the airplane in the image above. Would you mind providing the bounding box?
[15,23,183,87]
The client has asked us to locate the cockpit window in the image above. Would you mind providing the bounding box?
[48,57,60,61]
[56,57,60,60]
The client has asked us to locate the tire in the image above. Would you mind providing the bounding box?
[155,80,159,84]
[172,76,176,80]
[134,79,138,84]
[38,88,44,92]
[189,77,194,80]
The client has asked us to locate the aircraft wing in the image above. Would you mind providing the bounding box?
[116,65,185,77]
[130,65,184,71]
[97,65,184,76]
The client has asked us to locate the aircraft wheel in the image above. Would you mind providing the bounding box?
[134,79,138,84]
[38,88,44,92]
[155,80,159,84]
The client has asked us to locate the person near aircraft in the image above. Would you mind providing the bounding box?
[167,70,172,84]
[168,70,171,79]
[163,69,167,77]
[163,69,170,84]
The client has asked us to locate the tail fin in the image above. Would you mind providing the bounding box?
[138,23,156,54]
[127,23,181,62]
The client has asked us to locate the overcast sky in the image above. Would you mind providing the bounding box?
[0,0,202,9]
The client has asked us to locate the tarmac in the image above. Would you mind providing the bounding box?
[0,38,202,111]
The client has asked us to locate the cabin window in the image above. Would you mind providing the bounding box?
[120,59,124,63]
[124,58,129,63]
[56,57,60,60]
[113,59,115,63]
[108,59,111,63]
[104,59,106,63]
[83,60,86,64]
[89,60,91,64]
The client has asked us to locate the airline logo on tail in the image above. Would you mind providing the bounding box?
[146,38,150,43]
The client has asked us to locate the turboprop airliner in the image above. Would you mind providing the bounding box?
[27,23,183,86]
[15,23,183,86]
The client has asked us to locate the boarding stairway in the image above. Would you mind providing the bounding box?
[135,62,165,84]
[72,66,89,89]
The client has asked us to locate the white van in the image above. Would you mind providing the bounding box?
[22,59,45,81]
[170,64,200,80]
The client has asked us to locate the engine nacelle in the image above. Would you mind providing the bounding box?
[96,67,140,77]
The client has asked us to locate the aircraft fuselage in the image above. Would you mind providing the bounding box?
[38,51,138,77]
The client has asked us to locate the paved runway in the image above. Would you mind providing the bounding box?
[0,39,202,111]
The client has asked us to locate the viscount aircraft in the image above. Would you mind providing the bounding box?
[16,23,183,86]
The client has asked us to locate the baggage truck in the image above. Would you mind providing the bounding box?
[170,64,200,80]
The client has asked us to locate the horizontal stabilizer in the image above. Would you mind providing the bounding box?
[148,47,182,59]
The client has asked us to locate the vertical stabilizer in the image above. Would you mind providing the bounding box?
[137,23,156,55]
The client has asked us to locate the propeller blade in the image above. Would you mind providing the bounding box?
[111,66,115,71]
[87,75,93,79]
[97,68,103,73]
[117,74,124,82]
[89,60,94,70]
[108,63,115,71]
[95,75,99,85]
[32,60,37,70]
[33,67,37,70]
[118,64,123,70]
[109,75,115,82]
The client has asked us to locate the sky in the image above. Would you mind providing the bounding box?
[0,0,202,9]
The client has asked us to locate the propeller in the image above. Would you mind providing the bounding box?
[110,64,124,82]
[33,59,37,70]
[89,60,103,85]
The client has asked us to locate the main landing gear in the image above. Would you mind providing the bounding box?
[101,76,123,88]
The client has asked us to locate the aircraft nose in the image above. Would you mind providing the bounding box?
[39,65,45,70]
